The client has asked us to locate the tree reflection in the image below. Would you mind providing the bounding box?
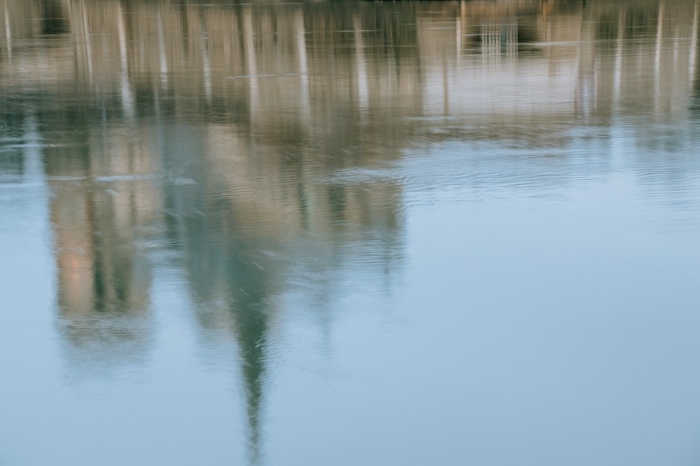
[39,0,69,35]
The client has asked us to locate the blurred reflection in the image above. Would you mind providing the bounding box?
[40,0,69,35]
[693,0,700,116]
[42,111,160,375]
[1,0,700,463]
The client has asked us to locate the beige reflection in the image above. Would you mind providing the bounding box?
[3,0,699,130]
[44,118,161,374]
[2,0,700,462]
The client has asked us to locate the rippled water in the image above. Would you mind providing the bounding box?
[2,0,700,464]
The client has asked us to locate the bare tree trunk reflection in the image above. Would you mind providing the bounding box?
[3,0,12,59]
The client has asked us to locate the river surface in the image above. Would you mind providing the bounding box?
[2,0,700,465]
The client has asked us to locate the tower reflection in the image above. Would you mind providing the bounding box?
[44,110,160,375]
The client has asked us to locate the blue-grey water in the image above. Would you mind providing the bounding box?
[2,0,700,464]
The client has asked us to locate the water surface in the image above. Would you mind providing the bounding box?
[2,1,700,465]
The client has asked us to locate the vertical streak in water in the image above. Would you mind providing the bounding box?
[157,9,169,91]
[481,22,505,64]
[80,0,93,84]
[442,49,449,115]
[456,16,462,67]
[576,12,596,119]
[296,9,311,122]
[3,0,12,59]
[22,115,45,186]
[654,1,665,114]
[117,4,135,119]
[613,7,625,106]
[673,25,680,72]
[243,7,258,122]
[353,15,369,112]
[460,0,469,51]
[481,24,494,63]
[199,11,212,104]
[506,20,517,59]
[689,0,699,88]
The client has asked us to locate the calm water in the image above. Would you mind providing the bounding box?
[2,0,700,464]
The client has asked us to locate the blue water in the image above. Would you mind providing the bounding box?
[1,1,700,465]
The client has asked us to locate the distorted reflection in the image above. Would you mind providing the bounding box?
[45,117,159,375]
[1,0,700,464]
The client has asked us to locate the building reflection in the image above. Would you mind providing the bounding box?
[1,0,700,462]
[42,109,160,375]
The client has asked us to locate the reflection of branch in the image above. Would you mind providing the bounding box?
[117,3,134,119]
[3,0,12,59]
[689,0,699,89]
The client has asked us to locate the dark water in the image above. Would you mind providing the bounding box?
[2,0,700,464]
